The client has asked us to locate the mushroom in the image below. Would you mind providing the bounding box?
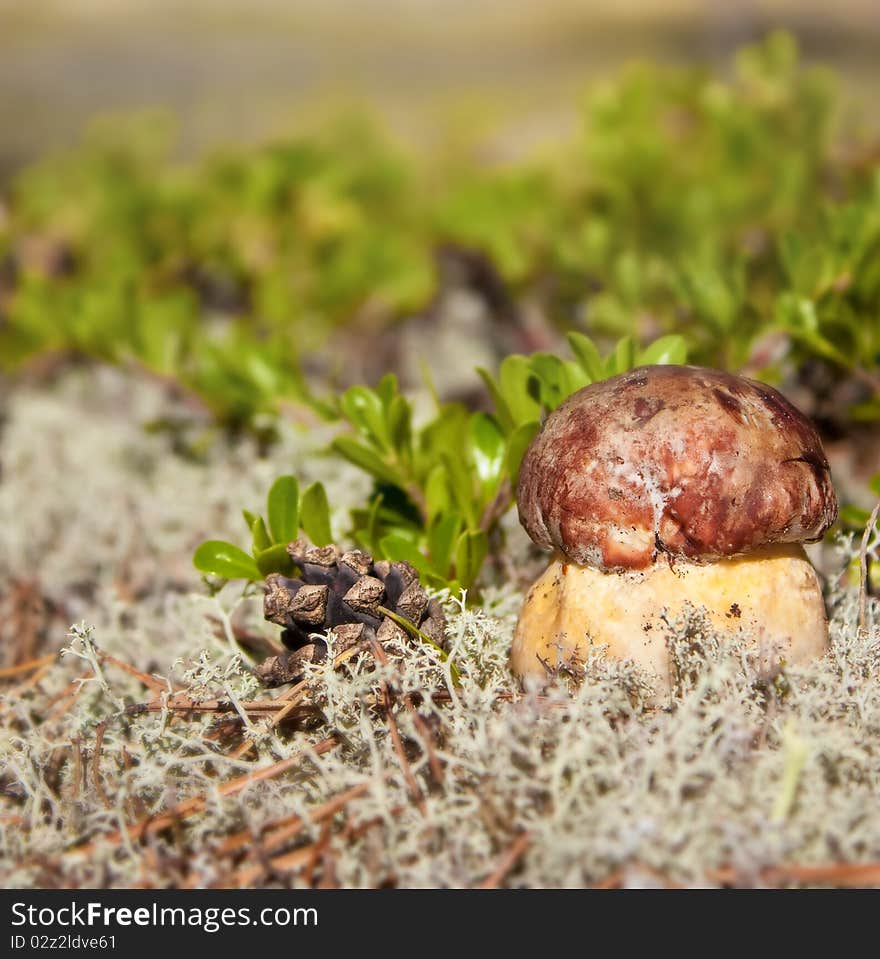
[510,364,838,689]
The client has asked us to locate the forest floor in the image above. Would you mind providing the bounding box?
[1,367,879,888]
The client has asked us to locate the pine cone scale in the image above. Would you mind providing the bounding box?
[259,543,447,686]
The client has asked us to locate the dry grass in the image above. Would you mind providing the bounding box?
[1,367,880,888]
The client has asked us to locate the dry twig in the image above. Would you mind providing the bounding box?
[712,860,880,889]
[90,719,112,810]
[96,650,180,694]
[370,637,426,814]
[0,653,56,680]
[479,832,532,889]
[70,736,339,856]
[214,781,373,858]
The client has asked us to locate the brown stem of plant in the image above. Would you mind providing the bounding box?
[97,650,181,693]
[0,653,56,680]
[0,661,55,721]
[711,860,880,889]
[229,643,366,760]
[45,670,92,723]
[71,736,339,855]
[216,781,374,859]
[91,719,112,810]
[370,637,427,814]
[479,831,531,889]
[211,782,376,888]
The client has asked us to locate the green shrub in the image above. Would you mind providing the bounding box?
[194,332,689,593]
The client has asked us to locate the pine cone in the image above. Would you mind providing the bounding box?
[256,541,446,687]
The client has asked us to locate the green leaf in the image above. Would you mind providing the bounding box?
[775,295,851,367]
[563,359,592,396]
[477,367,515,434]
[386,394,413,455]
[255,543,294,576]
[251,516,272,554]
[332,435,402,485]
[360,487,422,534]
[428,512,463,577]
[341,385,390,449]
[454,529,489,590]
[362,494,385,555]
[424,464,451,522]
[351,494,388,556]
[498,354,543,426]
[242,508,259,532]
[469,412,506,489]
[193,540,261,581]
[375,372,399,409]
[639,334,688,366]
[379,533,432,577]
[606,336,636,376]
[505,420,541,488]
[527,353,566,409]
[676,257,743,334]
[417,403,471,473]
[528,353,591,410]
[443,451,478,527]
[266,475,300,544]
[567,332,604,382]
[300,482,333,546]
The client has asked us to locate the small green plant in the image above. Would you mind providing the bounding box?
[193,332,687,593]
[193,475,332,581]
[774,192,880,419]
[332,332,687,590]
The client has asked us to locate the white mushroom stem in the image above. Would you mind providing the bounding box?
[510,543,828,688]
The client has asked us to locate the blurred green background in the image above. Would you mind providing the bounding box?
[2,0,879,174]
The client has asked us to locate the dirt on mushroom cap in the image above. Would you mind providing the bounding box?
[517,365,839,570]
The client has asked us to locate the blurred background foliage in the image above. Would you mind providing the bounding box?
[1,4,880,583]
[2,28,878,426]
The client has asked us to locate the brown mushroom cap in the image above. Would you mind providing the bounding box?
[517,364,838,570]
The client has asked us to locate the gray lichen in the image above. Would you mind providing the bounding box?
[1,368,879,888]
